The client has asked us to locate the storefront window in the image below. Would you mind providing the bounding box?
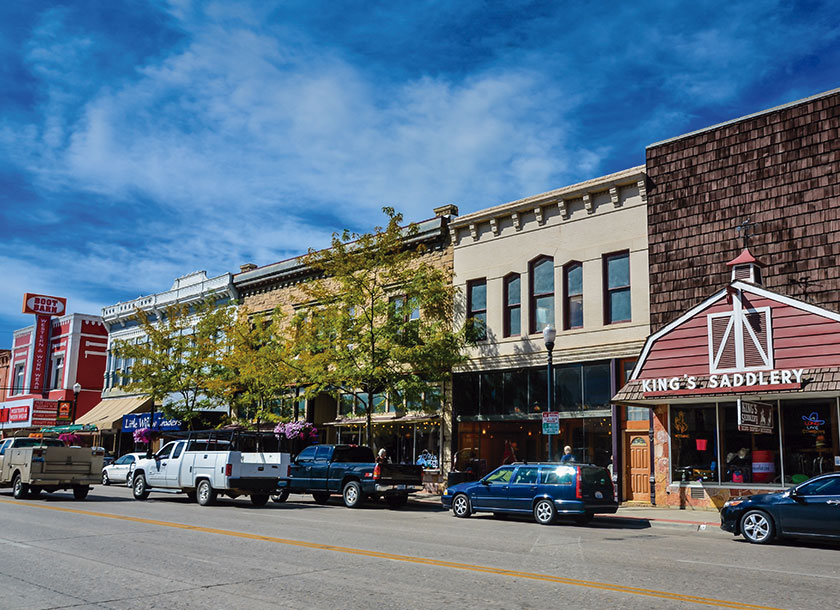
[719,402,780,485]
[670,405,718,483]
[556,365,582,410]
[583,362,611,409]
[781,400,838,484]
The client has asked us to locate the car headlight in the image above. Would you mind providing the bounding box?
[443,489,450,496]
[723,498,745,508]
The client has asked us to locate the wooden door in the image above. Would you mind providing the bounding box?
[626,433,650,502]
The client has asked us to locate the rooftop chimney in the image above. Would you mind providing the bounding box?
[434,204,459,218]
[239,263,258,273]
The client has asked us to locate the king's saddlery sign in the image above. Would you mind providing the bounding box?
[641,368,804,396]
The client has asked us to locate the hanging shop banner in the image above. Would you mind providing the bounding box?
[30,314,51,395]
[122,412,182,432]
[737,399,774,434]
[541,411,560,435]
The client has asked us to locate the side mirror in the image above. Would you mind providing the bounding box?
[481,479,489,485]
[789,489,803,501]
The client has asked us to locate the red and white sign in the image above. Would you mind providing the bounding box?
[29,315,51,395]
[9,406,30,422]
[32,400,57,427]
[22,293,66,316]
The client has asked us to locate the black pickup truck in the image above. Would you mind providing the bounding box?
[272,444,423,508]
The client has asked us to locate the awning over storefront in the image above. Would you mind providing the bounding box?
[41,424,98,434]
[75,395,153,431]
[323,414,440,427]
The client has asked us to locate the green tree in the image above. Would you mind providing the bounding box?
[295,207,468,447]
[113,301,230,429]
[206,307,300,427]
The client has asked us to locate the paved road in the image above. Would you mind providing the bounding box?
[0,486,837,609]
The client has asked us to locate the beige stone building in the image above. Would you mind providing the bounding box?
[449,166,652,499]
[234,206,458,486]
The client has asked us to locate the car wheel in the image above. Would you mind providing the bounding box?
[250,494,270,507]
[12,473,29,499]
[73,485,90,500]
[197,480,217,506]
[343,481,363,508]
[312,492,331,504]
[271,489,290,503]
[386,494,408,509]
[132,474,150,501]
[101,471,110,486]
[452,493,471,518]
[533,499,557,525]
[741,510,775,544]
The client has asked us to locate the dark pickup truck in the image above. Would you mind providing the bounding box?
[272,444,423,508]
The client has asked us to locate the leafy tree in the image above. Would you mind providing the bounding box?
[113,301,230,429]
[295,207,468,447]
[206,306,300,427]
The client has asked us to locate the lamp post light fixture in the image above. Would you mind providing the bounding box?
[71,382,82,424]
[542,325,556,461]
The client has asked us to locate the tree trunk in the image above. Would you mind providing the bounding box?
[366,389,373,448]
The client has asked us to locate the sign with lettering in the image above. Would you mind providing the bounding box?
[642,369,804,396]
[122,412,182,432]
[32,400,57,426]
[56,401,73,422]
[541,411,559,435]
[22,293,66,316]
[9,406,30,422]
[737,399,774,434]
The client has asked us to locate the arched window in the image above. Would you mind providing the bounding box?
[503,273,521,337]
[529,256,554,334]
[563,262,583,330]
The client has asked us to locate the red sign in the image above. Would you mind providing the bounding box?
[22,293,67,316]
[32,400,57,426]
[30,315,51,395]
[0,409,8,423]
[57,401,73,422]
[9,406,30,422]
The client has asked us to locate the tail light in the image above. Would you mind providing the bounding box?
[287,464,292,477]
[91,448,104,456]
[225,463,232,477]
[373,464,381,481]
[575,466,582,499]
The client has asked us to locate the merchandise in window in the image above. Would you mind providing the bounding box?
[781,400,837,485]
[670,406,718,483]
[719,402,780,484]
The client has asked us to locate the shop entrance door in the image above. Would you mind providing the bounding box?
[626,433,650,502]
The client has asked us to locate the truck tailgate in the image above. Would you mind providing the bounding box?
[237,452,290,479]
[378,464,423,485]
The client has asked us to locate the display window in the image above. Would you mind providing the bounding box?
[668,399,840,487]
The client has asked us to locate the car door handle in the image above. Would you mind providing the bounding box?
[160,462,167,466]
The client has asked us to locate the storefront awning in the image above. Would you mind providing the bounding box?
[75,395,153,431]
[40,424,98,434]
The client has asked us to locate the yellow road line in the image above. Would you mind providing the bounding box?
[0,498,784,610]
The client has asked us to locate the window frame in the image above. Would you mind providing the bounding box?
[603,250,631,325]
[13,363,25,395]
[529,256,555,334]
[563,261,583,330]
[466,278,488,340]
[502,273,521,338]
[50,354,65,390]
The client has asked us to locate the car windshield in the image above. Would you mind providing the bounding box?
[11,438,64,448]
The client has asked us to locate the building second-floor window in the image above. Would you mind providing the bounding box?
[503,273,521,337]
[467,279,487,340]
[529,256,554,334]
[50,355,64,390]
[564,262,583,330]
[604,251,631,324]
[13,364,25,395]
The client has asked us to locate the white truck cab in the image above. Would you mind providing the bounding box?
[131,431,290,507]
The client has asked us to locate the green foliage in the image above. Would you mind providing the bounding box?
[295,207,468,446]
[113,301,230,429]
[207,307,300,427]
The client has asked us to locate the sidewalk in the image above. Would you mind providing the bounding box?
[412,492,721,528]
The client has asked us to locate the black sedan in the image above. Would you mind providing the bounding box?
[720,472,840,544]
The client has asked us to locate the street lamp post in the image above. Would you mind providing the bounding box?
[71,382,82,424]
[542,325,556,461]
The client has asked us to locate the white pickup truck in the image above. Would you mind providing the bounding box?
[131,431,290,507]
[0,437,104,499]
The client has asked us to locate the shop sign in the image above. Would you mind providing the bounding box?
[642,368,804,396]
[541,411,560,435]
[0,409,7,423]
[30,315,51,395]
[122,412,182,432]
[32,400,57,426]
[801,411,825,435]
[9,406,30,422]
[56,401,73,422]
[22,293,66,316]
[737,399,773,434]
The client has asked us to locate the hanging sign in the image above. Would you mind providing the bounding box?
[56,401,73,422]
[542,411,560,435]
[22,294,67,316]
[737,399,774,434]
[32,400,58,426]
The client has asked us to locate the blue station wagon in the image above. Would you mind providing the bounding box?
[442,462,617,525]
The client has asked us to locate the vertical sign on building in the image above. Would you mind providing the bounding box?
[22,293,67,396]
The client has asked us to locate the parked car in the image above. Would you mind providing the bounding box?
[131,430,290,506]
[0,436,103,499]
[720,472,840,544]
[101,452,146,486]
[442,462,617,525]
[273,444,423,508]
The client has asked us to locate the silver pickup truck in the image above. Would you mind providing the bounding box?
[0,437,104,499]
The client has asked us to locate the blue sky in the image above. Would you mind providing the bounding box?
[2,0,839,339]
